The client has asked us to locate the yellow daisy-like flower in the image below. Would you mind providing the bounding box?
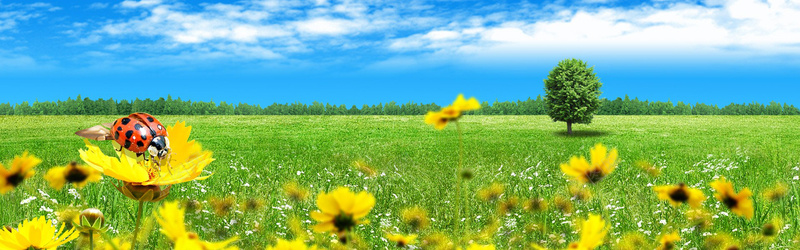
[653,183,706,208]
[0,151,41,194]
[79,121,213,201]
[462,243,496,250]
[710,176,754,219]
[477,182,505,202]
[266,238,318,250]
[310,187,375,234]
[0,216,80,249]
[560,143,618,184]
[424,110,450,130]
[156,201,239,249]
[283,181,310,202]
[44,161,102,190]
[424,94,480,130]
[385,233,417,247]
[568,214,608,250]
[657,231,680,250]
[400,206,430,231]
[103,238,132,250]
[452,94,481,112]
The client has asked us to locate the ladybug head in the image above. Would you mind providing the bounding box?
[148,136,171,159]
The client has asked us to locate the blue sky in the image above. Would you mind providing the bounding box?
[1,0,799,106]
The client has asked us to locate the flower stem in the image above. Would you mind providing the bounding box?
[89,231,94,250]
[455,121,465,236]
[131,200,145,250]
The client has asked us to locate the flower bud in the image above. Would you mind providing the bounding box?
[79,208,105,228]
[458,168,474,180]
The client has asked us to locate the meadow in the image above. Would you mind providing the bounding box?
[1,115,799,249]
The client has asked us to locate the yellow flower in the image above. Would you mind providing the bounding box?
[401,206,430,231]
[425,94,481,130]
[560,143,618,184]
[156,201,238,249]
[657,231,680,250]
[0,216,79,249]
[209,196,237,217]
[266,238,318,250]
[762,218,783,237]
[686,209,712,229]
[634,159,661,177]
[420,233,454,250]
[653,183,706,208]
[478,183,505,202]
[763,182,788,202]
[79,121,213,201]
[103,238,132,250]
[568,214,608,250]
[523,197,548,213]
[0,151,41,194]
[710,176,754,219]
[497,196,520,215]
[44,161,102,190]
[385,233,417,247]
[311,187,375,235]
[425,110,450,130]
[352,160,377,177]
[283,181,310,202]
[530,243,548,250]
[569,184,593,201]
[451,94,481,112]
[462,243,495,250]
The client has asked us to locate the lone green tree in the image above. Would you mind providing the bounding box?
[544,58,603,134]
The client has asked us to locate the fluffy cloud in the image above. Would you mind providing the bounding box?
[389,0,800,57]
[0,2,55,33]
[97,0,440,61]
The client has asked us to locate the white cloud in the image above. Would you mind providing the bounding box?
[387,0,800,58]
[0,2,53,33]
[89,3,109,9]
[120,0,163,8]
[97,0,442,62]
[294,18,362,35]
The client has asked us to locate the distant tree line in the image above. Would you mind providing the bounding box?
[0,95,798,115]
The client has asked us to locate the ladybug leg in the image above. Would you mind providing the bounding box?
[116,144,124,152]
[150,155,163,176]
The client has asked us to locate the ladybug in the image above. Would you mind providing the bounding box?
[77,113,170,161]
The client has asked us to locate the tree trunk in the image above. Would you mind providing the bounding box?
[567,122,573,134]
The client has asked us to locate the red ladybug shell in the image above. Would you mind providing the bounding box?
[130,113,168,137]
[111,113,167,154]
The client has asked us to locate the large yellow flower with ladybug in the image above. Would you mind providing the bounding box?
[79,121,213,201]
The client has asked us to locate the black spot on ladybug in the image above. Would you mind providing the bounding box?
[125,130,133,139]
[114,131,119,140]
[137,141,144,147]
[141,133,147,141]
[121,118,131,125]
[134,123,142,131]
[124,140,131,149]
[116,126,122,131]
[147,116,154,122]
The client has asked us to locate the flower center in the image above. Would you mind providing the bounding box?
[722,196,738,208]
[65,167,89,183]
[584,169,605,183]
[669,185,689,203]
[6,172,25,187]
[663,242,675,250]
[333,212,356,232]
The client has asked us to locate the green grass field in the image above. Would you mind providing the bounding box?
[1,115,799,249]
